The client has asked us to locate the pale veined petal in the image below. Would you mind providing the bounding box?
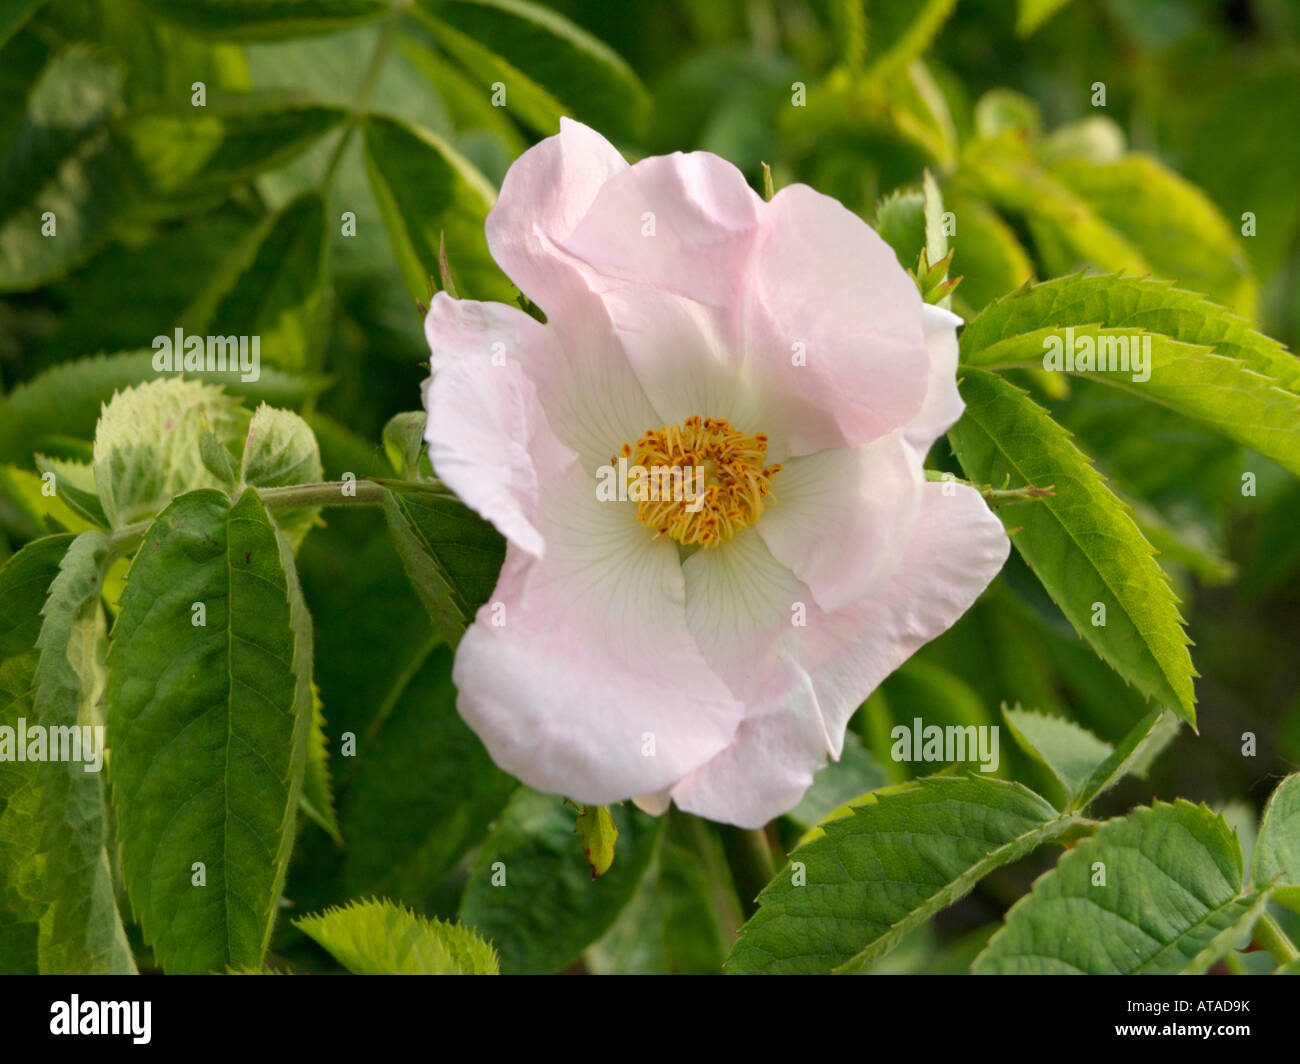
[672,484,1009,826]
[452,462,745,805]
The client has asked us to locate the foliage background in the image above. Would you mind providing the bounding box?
[1,0,1298,975]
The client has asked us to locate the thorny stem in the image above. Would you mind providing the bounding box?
[1055,817,1102,840]
[925,469,1056,507]
[105,478,404,559]
[1253,911,1300,967]
[719,825,778,919]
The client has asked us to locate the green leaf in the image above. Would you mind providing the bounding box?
[0,28,46,149]
[1253,774,1300,907]
[0,0,46,50]
[0,465,96,535]
[295,898,497,974]
[198,418,239,488]
[117,94,346,201]
[95,3,251,108]
[922,168,948,266]
[361,113,511,306]
[381,485,506,648]
[237,402,324,548]
[959,274,1300,476]
[944,191,1034,312]
[574,804,618,880]
[398,37,528,164]
[963,273,1293,381]
[1016,0,1075,36]
[587,812,738,975]
[0,535,73,974]
[1038,116,1126,165]
[107,488,313,973]
[1075,707,1175,809]
[234,22,451,266]
[956,136,1151,279]
[1002,705,1112,810]
[0,46,127,291]
[973,89,1042,140]
[458,788,663,974]
[381,410,428,480]
[983,587,1175,745]
[860,0,960,82]
[726,775,1072,974]
[299,686,341,845]
[416,0,650,141]
[32,455,109,530]
[188,191,331,372]
[414,21,570,139]
[131,0,388,41]
[291,488,427,755]
[1048,155,1254,313]
[974,801,1266,974]
[339,643,516,902]
[92,377,249,529]
[873,188,925,269]
[948,368,1196,722]
[32,531,136,973]
[0,350,327,463]
[797,60,957,167]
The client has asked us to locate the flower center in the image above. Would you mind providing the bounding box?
[614,416,782,547]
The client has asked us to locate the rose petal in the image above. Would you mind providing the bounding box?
[478,121,671,473]
[673,530,831,825]
[632,789,672,816]
[548,148,770,444]
[755,429,924,612]
[452,464,745,805]
[744,183,932,454]
[563,169,934,459]
[671,705,831,830]
[423,304,575,557]
[425,291,661,505]
[571,285,766,441]
[794,483,1010,747]
[560,149,761,306]
[485,116,628,316]
[905,303,966,455]
[672,483,1009,826]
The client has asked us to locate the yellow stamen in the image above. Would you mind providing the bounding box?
[619,416,781,547]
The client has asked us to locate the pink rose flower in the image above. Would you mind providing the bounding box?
[423,119,1009,828]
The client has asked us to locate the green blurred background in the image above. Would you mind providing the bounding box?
[2,0,1298,972]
